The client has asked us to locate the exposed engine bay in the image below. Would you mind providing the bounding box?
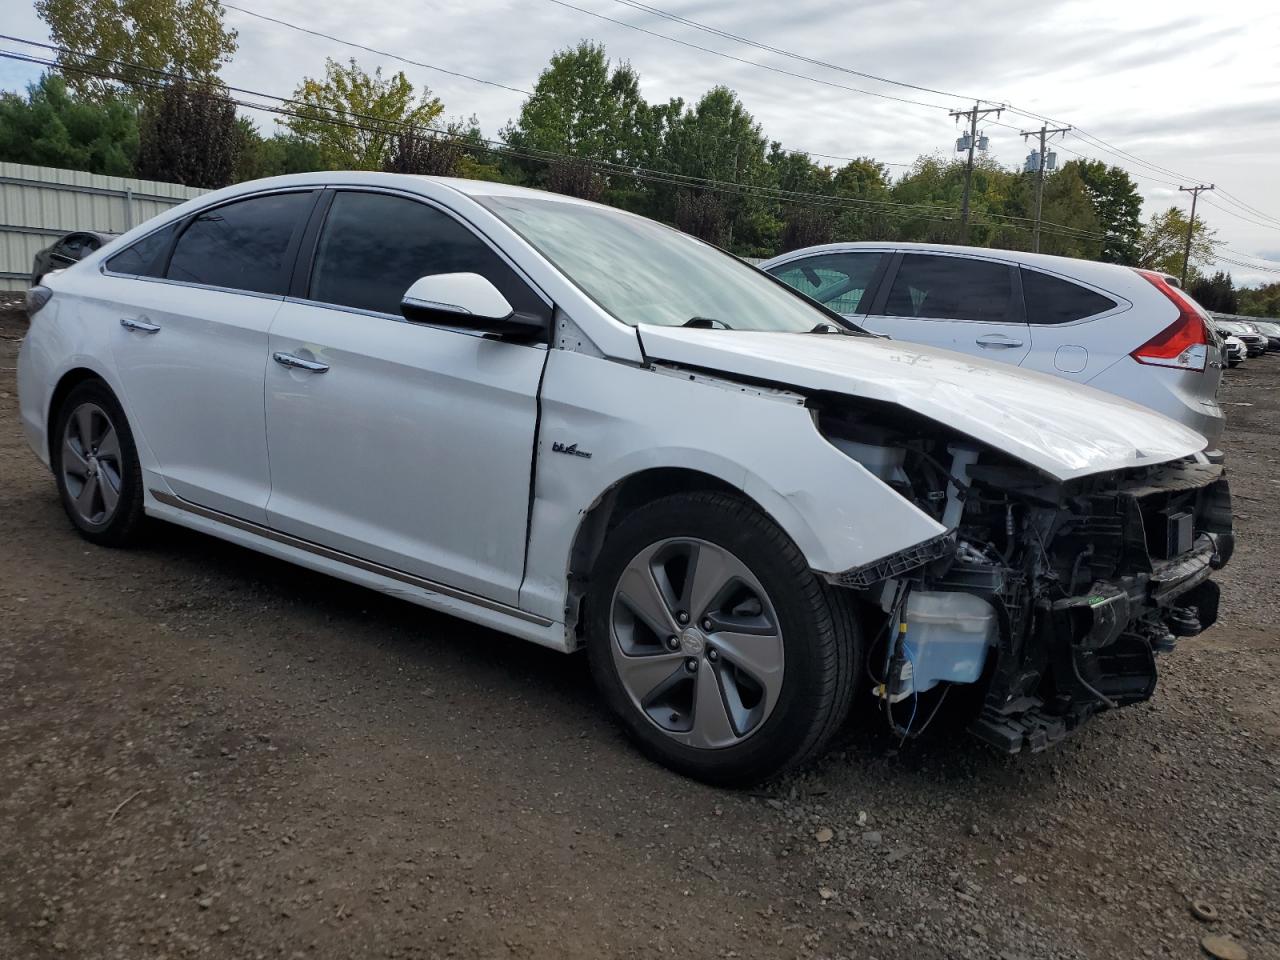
[816,397,1235,752]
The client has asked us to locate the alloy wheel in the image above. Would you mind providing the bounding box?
[61,401,123,526]
[609,537,785,749]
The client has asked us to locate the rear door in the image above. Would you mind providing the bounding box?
[263,188,551,606]
[107,190,317,523]
[860,252,1031,364]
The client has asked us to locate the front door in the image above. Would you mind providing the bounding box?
[861,252,1033,366]
[108,190,317,523]
[263,190,552,606]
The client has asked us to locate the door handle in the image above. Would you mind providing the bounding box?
[273,351,329,373]
[120,317,160,334]
[975,334,1023,349]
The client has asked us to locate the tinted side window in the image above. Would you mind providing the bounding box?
[166,192,313,295]
[106,222,179,278]
[769,252,883,314]
[1021,269,1116,324]
[308,191,546,319]
[883,254,1012,323]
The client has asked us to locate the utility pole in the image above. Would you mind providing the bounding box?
[1020,123,1071,253]
[1178,183,1214,287]
[950,102,1003,242]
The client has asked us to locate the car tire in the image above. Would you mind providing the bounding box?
[586,491,859,786]
[50,379,147,547]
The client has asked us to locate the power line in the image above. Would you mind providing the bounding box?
[587,1,1280,228]
[0,39,1111,244]
[606,0,999,106]
[167,12,917,171]
[10,42,940,220]
[1211,255,1280,277]
[1199,197,1280,234]
[1215,244,1280,265]
[0,38,972,220]
[1214,188,1280,228]
[540,0,956,112]
[218,3,534,96]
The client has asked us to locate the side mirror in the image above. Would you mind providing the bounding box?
[400,273,543,339]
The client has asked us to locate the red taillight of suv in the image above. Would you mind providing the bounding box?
[1130,269,1210,371]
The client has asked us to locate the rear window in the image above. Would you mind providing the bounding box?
[1021,269,1116,325]
[166,192,314,295]
[105,222,179,278]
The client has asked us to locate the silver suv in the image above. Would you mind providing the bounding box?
[761,243,1225,452]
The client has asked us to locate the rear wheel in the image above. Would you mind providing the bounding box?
[51,380,146,547]
[587,492,858,786]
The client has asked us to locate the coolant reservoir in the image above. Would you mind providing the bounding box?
[900,591,996,695]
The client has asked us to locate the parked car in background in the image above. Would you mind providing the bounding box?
[17,174,1233,783]
[760,243,1226,454]
[1223,336,1246,367]
[1245,319,1280,351]
[31,231,117,285]
[1215,320,1267,357]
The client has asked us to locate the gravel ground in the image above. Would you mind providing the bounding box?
[1,301,1276,960]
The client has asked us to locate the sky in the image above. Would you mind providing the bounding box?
[3,0,1279,285]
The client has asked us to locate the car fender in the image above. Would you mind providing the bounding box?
[518,349,946,622]
[17,283,167,486]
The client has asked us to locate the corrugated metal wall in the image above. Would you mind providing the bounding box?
[0,163,207,291]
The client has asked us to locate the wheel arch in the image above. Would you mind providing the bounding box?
[563,466,780,645]
[46,367,110,457]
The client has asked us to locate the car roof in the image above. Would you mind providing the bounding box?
[761,240,1146,290]
[203,170,613,210]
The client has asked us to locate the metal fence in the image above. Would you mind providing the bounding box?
[0,162,207,291]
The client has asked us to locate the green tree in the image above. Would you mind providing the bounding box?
[135,78,239,186]
[1069,160,1142,264]
[1237,282,1280,319]
[0,74,138,175]
[830,157,893,242]
[501,42,653,206]
[234,119,324,182]
[888,156,968,243]
[1034,164,1104,259]
[1136,206,1216,278]
[1188,271,1238,313]
[285,58,444,170]
[673,190,730,246]
[35,0,237,102]
[662,86,776,254]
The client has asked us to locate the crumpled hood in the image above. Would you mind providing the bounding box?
[637,325,1207,482]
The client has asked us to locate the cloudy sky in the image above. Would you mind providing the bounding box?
[4,0,1278,284]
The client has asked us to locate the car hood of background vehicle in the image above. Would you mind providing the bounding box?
[637,325,1207,482]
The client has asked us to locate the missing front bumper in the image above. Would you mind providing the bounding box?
[970,536,1226,755]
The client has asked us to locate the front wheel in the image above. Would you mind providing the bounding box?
[587,492,858,786]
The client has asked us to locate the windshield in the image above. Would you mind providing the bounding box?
[478,195,853,333]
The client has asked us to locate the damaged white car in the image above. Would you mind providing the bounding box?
[17,174,1233,785]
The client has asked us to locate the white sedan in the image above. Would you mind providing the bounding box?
[17,174,1233,784]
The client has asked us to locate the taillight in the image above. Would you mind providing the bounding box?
[1131,269,1209,371]
[26,284,53,317]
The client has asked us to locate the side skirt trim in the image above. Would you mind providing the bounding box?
[148,488,554,627]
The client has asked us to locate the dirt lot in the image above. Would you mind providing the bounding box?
[1,301,1277,960]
